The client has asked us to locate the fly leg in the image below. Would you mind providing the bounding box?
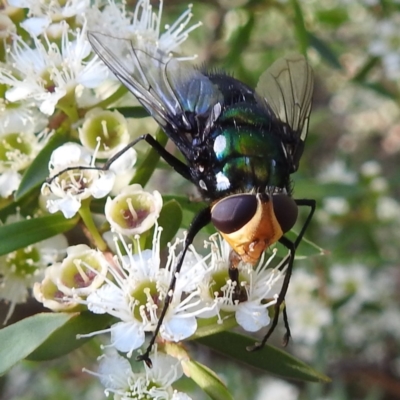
[103,133,192,181]
[137,206,211,367]
[247,199,316,351]
[46,133,192,184]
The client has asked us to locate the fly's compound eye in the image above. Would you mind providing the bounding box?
[272,194,298,233]
[211,194,257,234]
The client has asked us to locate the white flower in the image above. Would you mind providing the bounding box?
[0,215,68,322]
[42,143,116,218]
[77,228,209,356]
[360,160,381,177]
[328,264,375,316]
[368,15,400,80]
[85,0,202,56]
[0,100,49,198]
[0,13,16,39]
[192,234,285,332]
[0,21,108,115]
[8,0,90,35]
[376,196,400,221]
[317,160,357,185]
[0,99,48,136]
[34,244,110,312]
[0,131,44,173]
[86,349,191,399]
[322,197,349,216]
[54,244,109,297]
[279,268,332,352]
[33,265,80,312]
[105,184,163,236]
[255,378,299,400]
[0,170,21,198]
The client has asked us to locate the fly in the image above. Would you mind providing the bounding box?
[87,31,315,366]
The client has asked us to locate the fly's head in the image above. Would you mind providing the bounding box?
[211,192,298,264]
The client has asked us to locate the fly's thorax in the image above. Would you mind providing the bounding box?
[189,103,291,199]
[211,192,298,264]
[210,123,290,195]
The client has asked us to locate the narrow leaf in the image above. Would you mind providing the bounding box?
[225,12,255,68]
[28,312,113,361]
[0,313,75,375]
[185,360,234,400]
[111,106,150,119]
[196,331,330,382]
[157,199,183,249]
[352,56,379,82]
[308,32,342,69]
[0,213,79,256]
[291,0,309,55]
[162,195,206,215]
[0,192,38,222]
[360,82,397,100]
[16,131,69,200]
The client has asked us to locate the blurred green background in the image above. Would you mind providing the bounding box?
[2,0,400,399]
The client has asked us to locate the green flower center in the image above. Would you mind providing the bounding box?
[6,246,41,277]
[0,132,33,171]
[210,269,248,302]
[85,114,126,152]
[131,280,159,322]
[61,253,104,289]
[111,195,153,229]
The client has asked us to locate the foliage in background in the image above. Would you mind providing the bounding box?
[1,0,400,399]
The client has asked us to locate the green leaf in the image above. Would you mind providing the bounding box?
[162,195,206,215]
[111,106,150,119]
[0,313,75,375]
[27,312,113,361]
[162,195,211,232]
[351,56,379,82]
[185,360,234,400]
[196,331,330,382]
[15,131,69,200]
[291,0,308,55]
[359,82,397,100]
[316,8,348,26]
[157,199,183,249]
[308,32,342,69]
[225,11,255,69]
[0,193,38,222]
[0,213,79,256]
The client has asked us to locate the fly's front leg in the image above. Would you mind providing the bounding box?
[137,206,211,367]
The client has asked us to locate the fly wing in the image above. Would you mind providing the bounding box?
[88,32,223,148]
[255,54,314,173]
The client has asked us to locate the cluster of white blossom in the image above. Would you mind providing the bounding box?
[0,1,289,398]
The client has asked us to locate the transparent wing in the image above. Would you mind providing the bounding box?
[88,32,223,139]
[255,54,314,172]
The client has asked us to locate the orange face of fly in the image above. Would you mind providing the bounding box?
[211,193,298,265]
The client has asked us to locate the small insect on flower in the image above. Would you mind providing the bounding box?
[86,20,315,365]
